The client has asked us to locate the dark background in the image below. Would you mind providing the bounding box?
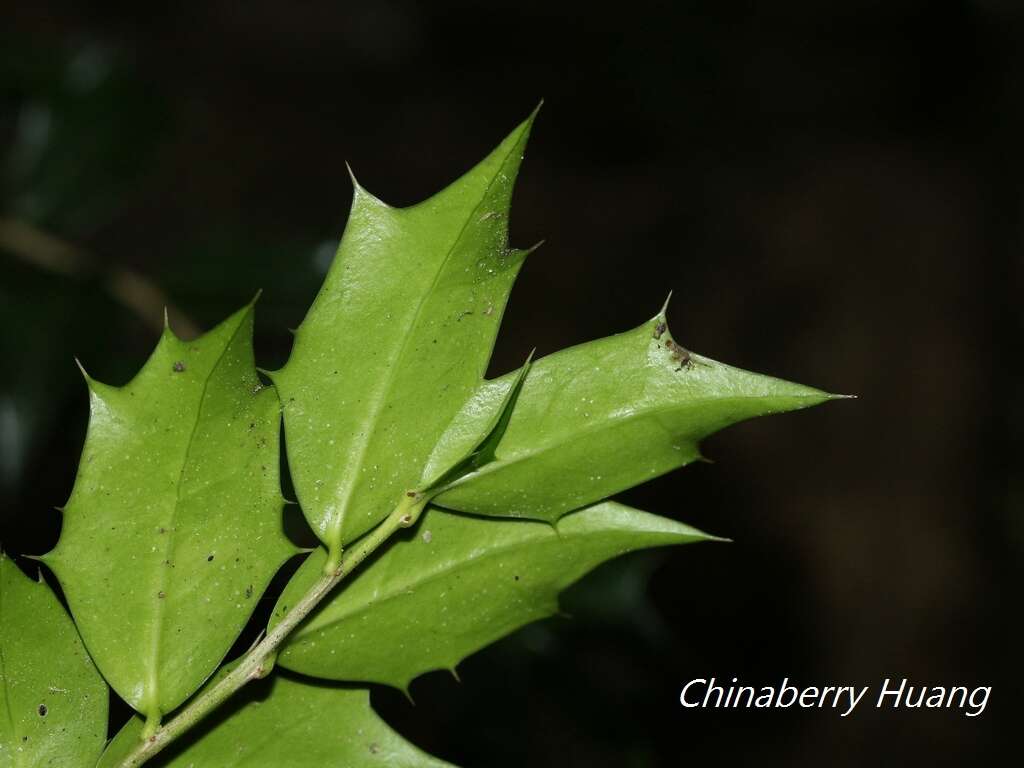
[2,1,1021,765]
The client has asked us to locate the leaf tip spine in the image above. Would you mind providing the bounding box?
[658,290,674,319]
[522,238,545,258]
[256,365,281,384]
[345,162,381,203]
[73,356,91,383]
[344,160,360,188]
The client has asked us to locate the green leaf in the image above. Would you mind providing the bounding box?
[428,309,835,521]
[270,109,538,563]
[97,675,454,768]
[0,555,107,768]
[42,302,296,723]
[421,352,533,493]
[272,501,716,690]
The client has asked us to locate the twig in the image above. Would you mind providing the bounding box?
[114,491,428,768]
[0,217,199,338]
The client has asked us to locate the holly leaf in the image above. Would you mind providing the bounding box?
[272,501,717,691]
[0,555,107,768]
[428,309,835,520]
[42,302,296,724]
[97,674,454,768]
[269,110,538,564]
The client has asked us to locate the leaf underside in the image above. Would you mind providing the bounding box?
[273,501,717,691]
[43,304,296,719]
[97,674,454,768]
[0,555,107,768]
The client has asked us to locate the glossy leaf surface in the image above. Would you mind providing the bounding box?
[271,111,536,559]
[429,311,833,520]
[0,555,107,768]
[272,501,716,690]
[98,675,454,768]
[43,304,295,720]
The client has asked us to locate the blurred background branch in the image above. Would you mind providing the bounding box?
[0,217,198,337]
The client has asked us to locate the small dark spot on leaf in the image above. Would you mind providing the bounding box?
[664,339,692,369]
[172,361,186,373]
[369,742,380,754]
[245,585,253,599]
[514,575,520,581]
[653,321,667,339]
[38,704,47,717]
[207,554,214,562]
[158,591,166,599]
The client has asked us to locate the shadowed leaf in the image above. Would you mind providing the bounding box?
[0,555,107,767]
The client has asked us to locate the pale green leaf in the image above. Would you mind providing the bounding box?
[421,352,532,493]
[97,675,454,768]
[428,310,835,521]
[0,555,107,768]
[272,501,716,690]
[43,303,296,722]
[270,110,538,562]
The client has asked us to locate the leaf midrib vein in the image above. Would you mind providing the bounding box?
[444,393,826,490]
[147,314,249,713]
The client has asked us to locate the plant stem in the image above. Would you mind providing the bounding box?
[114,491,428,768]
